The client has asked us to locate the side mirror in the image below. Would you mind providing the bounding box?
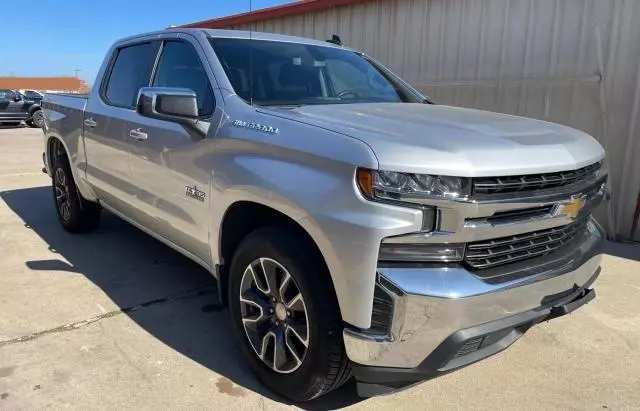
[13,95,22,102]
[136,87,199,125]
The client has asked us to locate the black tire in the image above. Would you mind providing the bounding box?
[52,155,101,233]
[30,110,44,128]
[228,226,352,402]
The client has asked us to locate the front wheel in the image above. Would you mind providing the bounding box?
[228,226,351,402]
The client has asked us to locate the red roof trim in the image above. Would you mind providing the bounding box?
[181,0,371,28]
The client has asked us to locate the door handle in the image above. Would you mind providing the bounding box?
[129,128,148,141]
[84,118,97,128]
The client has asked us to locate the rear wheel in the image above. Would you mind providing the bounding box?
[52,154,101,233]
[228,226,351,402]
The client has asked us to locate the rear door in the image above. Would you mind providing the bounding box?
[125,37,218,262]
[83,41,159,217]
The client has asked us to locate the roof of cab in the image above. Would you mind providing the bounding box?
[202,29,343,48]
[114,28,345,50]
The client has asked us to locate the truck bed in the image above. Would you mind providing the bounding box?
[43,93,88,112]
[41,92,89,177]
[42,92,88,139]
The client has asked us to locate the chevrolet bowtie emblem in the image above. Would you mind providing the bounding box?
[553,195,586,219]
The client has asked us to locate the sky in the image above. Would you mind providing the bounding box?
[0,0,289,85]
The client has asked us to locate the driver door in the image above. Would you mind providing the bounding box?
[126,37,218,263]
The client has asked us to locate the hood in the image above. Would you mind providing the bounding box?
[260,103,605,177]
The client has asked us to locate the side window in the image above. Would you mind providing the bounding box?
[152,41,214,117]
[0,90,11,99]
[104,43,156,108]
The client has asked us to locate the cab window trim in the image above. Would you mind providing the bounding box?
[149,39,216,119]
[100,41,160,110]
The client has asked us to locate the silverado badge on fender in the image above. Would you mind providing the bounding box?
[232,119,280,134]
[185,185,206,202]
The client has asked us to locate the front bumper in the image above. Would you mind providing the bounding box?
[344,218,603,394]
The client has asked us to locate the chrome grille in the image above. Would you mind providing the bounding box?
[465,218,589,269]
[473,162,601,195]
[485,205,554,224]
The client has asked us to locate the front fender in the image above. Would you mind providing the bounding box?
[209,147,422,329]
[27,104,41,117]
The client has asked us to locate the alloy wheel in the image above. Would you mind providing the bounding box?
[34,111,44,128]
[54,168,72,222]
[239,257,310,374]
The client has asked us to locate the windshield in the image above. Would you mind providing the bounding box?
[24,90,42,99]
[209,38,423,106]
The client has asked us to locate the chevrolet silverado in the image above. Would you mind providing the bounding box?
[41,28,608,401]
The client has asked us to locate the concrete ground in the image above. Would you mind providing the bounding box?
[0,126,639,410]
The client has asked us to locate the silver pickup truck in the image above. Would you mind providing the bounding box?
[41,28,607,401]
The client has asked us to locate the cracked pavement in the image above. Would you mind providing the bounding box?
[1,127,639,410]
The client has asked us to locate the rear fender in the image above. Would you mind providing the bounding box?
[45,134,98,202]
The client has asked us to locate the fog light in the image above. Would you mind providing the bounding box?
[379,242,465,262]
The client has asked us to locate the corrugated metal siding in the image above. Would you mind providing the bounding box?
[228,0,640,240]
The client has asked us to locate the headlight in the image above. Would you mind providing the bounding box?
[357,168,470,202]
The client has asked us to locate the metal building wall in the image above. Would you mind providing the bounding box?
[228,0,640,240]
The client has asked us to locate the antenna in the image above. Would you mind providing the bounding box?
[249,0,254,106]
[326,35,342,46]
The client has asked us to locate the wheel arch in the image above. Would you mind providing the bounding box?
[46,134,68,172]
[27,104,42,117]
[215,200,342,318]
[45,134,98,202]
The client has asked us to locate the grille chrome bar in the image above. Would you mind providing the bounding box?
[484,205,554,224]
[465,218,589,269]
[473,162,601,195]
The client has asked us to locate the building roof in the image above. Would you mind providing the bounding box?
[0,77,90,92]
[181,0,370,29]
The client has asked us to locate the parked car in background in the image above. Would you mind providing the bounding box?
[0,89,28,126]
[41,29,607,401]
[19,89,45,128]
[0,89,44,128]
[19,89,45,104]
